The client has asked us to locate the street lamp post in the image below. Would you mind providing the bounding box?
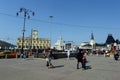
[16,8,35,58]
[49,16,53,48]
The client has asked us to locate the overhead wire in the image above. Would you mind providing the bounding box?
[0,12,119,30]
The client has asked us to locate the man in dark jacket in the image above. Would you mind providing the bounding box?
[75,49,86,70]
[114,51,119,61]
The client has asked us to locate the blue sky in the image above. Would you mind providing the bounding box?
[0,0,120,45]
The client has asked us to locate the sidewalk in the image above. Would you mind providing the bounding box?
[0,56,120,80]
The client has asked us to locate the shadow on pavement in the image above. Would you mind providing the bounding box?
[53,65,64,68]
[86,65,92,70]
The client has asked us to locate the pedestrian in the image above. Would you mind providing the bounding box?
[81,51,87,70]
[43,49,49,67]
[66,49,71,59]
[75,49,86,70]
[46,48,54,69]
[114,51,119,61]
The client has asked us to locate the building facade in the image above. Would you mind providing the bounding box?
[17,30,50,50]
[52,36,65,50]
[80,33,96,50]
[0,40,15,50]
[79,33,120,52]
[52,35,76,51]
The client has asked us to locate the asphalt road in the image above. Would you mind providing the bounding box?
[0,55,120,80]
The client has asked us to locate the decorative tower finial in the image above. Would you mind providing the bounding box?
[90,32,95,49]
[91,32,94,40]
[60,35,62,40]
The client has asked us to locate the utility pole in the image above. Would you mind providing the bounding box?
[30,29,33,50]
[16,8,35,58]
[49,16,53,48]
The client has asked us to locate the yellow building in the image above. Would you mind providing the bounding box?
[17,30,50,50]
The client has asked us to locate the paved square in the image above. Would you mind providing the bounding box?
[0,55,120,80]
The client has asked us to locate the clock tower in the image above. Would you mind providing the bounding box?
[32,30,38,39]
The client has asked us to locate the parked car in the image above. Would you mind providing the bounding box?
[105,53,110,57]
[0,50,20,58]
[0,51,6,58]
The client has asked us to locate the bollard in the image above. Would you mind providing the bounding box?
[5,54,7,59]
[16,53,18,59]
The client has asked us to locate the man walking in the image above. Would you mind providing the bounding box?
[75,49,86,70]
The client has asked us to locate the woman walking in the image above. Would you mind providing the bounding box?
[45,48,54,69]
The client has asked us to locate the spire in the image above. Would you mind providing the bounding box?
[90,32,95,48]
[60,35,62,40]
[91,32,94,40]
